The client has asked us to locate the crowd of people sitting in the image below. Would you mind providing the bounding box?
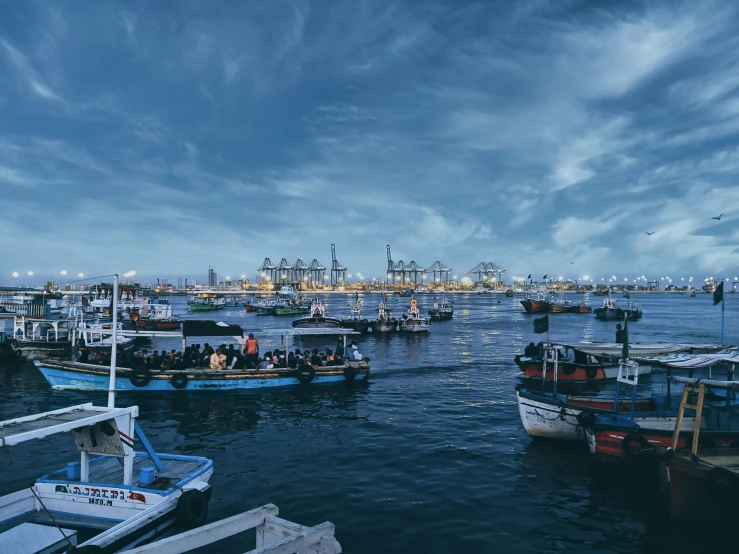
[76,337,365,371]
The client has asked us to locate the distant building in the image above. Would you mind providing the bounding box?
[208,267,217,287]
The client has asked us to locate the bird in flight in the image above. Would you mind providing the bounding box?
[645,232,654,236]
[711,213,724,221]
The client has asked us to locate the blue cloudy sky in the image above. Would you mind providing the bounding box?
[1,0,738,285]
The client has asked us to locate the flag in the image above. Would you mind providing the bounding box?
[714,281,724,306]
[533,314,549,334]
[621,318,629,359]
[543,274,548,279]
[527,274,532,279]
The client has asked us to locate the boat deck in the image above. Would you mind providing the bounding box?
[41,453,210,490]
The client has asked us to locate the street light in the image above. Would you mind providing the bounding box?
[27,271,34,276]
[60,270,68,276]
[78,273,84,278]
[123,270,136,278]
[11,272,19,278]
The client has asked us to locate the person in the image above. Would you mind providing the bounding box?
[288,351,297,369]
[258,352,273,370]
[335,339,345,359]
[524,342,537,357]
[563,347,576,363]
[209,348,227,370]
[245,333,259,369]
[310,349,323,367]
[348,343,362,361]
[225,344,236,366]
[237,333,247,352]
[615,324,625,344]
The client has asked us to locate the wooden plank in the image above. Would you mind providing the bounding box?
[691,385,706,456]
[671,387,690,451]
[0,522,77,553]
[250,522,337,554]
[125,505,279,554]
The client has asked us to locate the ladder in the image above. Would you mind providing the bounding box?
[670,383,705,456]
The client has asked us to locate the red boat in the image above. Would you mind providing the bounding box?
[659,449,739,520]
[244,303,258,312]
[520,292,550,314]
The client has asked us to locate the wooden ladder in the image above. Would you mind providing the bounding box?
[670,383,705,456]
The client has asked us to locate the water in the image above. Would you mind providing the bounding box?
[1,292,737,553]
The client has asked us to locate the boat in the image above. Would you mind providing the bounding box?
[398,297,430,333]
[274,299,310,316]
[127,503,342,553]
[623,293,631,299]
[340,294,370,333]
[223,295,243,307]
[0,403,214,551]
[520,291,549,314]
[187,292,226,311]
[0,329,21,362]
[78,325,137,353]
[592,289,608,296]
[371,295,398,333]
[292,299,341,329]
[567,301,592,313]
[10,316,76,361]
[0,292,52,319]
[278,285,300,298]
[35,324,370,391]
[428,295,453,321]
[122,301,181,332]
[548,298,570,313]
[690,291,697,297]
[397,289,413,298]
[505,289,515,297]
[594,297,643,321]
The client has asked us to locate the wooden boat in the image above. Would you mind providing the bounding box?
[274,300,310,316]
[122,302,181,332]
[187,292,226,311]
[292,299,341,328]
[340,294,370,333]
[130,504,342,553]
[428,295,453,321]
[371,296,397,333]
[244,303,258,312]
[0,403,213,550]
[505,289,515,297]
[398,297,430,333]
[397,289,413,298]
[548,300,569,313]
[10,316,75,361]
[592,289,608,296]
[594,298,642,321]
[520,291,549,314]
[516,386,656,440]
[567,301,592,313]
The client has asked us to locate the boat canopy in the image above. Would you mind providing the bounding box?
[644,350,739,369]
[561,343,728,358]
[183,320,243,337]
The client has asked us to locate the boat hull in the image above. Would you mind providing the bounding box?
[291,317,342,329]
[548,305,569,313]
[122,321,181,332]
[371,320,397,333]
[515,389,654,440]
[520,300,549,314]
[34,360,369,391]
[340,320,370,333]
[11,341,72,361]
[594,308,642,321]
[568,306,592,313]
[398,319,429,333]
[244,304,258,312]
[187,304,225,312]
[428,310,453,321]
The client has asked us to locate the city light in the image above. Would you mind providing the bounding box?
[225,275,231,280]
[60,270,68,276]
[27,271,34,276]
[241,274,246,279]
[123,270,137,278]
[78,273,84,278]
[11,272,19,278]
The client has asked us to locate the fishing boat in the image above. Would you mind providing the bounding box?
[371,296,398,333]
[592,289,608,296]
[35,324,369,391]
[398,297,430,333]
[278,285,300,298]
[520,291,549,314]
[187,292,226,312]
[78,325,137,353]
[690,291,697,297]
[397,289,413,298]
[122,301,181,332]
[567,301,592,313]
[428,295,453,321]
[274,298,310,316]
[292,299,341,329]
[340,294,370,333]
[505,289,515,297]
[548,298,570,313]
[0,329,21,362]
[0,292,51,319]
[223,295,242,307]
[594,297,643,321]
[11,316,76,361]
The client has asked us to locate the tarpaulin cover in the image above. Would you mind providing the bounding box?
[182,320,244,337]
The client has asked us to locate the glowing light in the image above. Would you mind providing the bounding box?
[11,272,19,278]
[123,270,136,278]
[558,276,563,281]
[225,275,231,280]
[78,273,84,278]
[60,270,68,276]
[347,274,352,279]
[241,274,246,279]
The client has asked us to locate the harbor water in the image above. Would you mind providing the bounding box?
[1,293,737,553]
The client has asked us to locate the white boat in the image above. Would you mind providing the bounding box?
[11,316,76,361]
[371,295,397,333]
[398,297,430,333]
[428,295,453,321]
[78,325,136,352]
[278,285,299,298]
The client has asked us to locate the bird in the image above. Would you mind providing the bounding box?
[646,232,654,236]
[711,213,724,221]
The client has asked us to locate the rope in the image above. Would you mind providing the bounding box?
[29,486,75,550]
[532,408,579,426]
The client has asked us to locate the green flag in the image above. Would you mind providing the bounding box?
[714,281,724,305]
[533,314,549,334]
[621,318,629,359]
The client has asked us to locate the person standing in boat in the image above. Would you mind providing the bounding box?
[245,333,259,369]
[615,324,625,344]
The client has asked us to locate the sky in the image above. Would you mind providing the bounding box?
[1,0,739,286]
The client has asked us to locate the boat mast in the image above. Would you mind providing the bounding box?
[108,273,119,408]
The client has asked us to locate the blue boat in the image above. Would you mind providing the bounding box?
[33,322,369,392]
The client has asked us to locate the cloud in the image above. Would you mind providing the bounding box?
[1,39,64,103]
